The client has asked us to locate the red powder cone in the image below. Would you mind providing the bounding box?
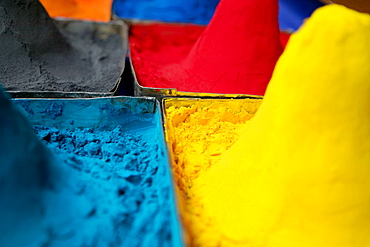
[162,0,283,95]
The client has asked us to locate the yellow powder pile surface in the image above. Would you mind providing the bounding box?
[165,4,370,247]
[163,98,262,246]
[200,4,370,247]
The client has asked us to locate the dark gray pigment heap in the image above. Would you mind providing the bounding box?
[0,0,125,92]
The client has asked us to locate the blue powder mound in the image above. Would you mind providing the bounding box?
[113,0,220,25]
[27,124,175,246]
[278,0,324,31]
[113,0,322,30]
[2,97,183,247]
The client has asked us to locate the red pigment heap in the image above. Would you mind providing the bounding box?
[130,0,286,95]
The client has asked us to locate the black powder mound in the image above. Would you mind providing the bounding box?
[0,0,126,93]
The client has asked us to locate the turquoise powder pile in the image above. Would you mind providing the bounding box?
[30,125,174,246]
[1,95,183,247]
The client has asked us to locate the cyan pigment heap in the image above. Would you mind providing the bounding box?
[30,125,175,246]
[0,92,182,247]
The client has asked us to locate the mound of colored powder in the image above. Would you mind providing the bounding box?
[0,0,125,93]
[113,0,320,30]
[130,24,290,94]
[113,0,219,25]
[130,0,288,95]
[130,23,204,91]
[39,0,113,22]
[164,98,262,246]
[22,125,174,246]
[0,93,182,246]
[1,123,178,246]
[279,0,324,31]
[197,5,370,246]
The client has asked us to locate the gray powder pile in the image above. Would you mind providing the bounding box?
[0,0,125,92]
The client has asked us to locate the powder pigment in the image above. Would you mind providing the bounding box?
[113,0,219,25]
[130,23,290,94]
[279,0,324,31]
[39,0,113,22]
[163,98,261,246]
[0,0,125,93]
[113,0,319,31]
[30,125,175,246]
[167,5,370,246]
[1,96,183,247]
[130,0,287,95]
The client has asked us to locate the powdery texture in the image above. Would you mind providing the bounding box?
[130,0,284,95]
[199,5,370,246]
[130,23,204,89]
[18,125,174,246]
[0,88,180,246]
[130,24,290,93]
[0,0,125,93]
[112,0,323,31]
[113,0,219,25]
[40,0,113,22]
[164,99,261,246]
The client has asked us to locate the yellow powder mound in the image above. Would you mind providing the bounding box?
[39,0,112,22]
[164,98,261,246]
[200,5,370,247]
